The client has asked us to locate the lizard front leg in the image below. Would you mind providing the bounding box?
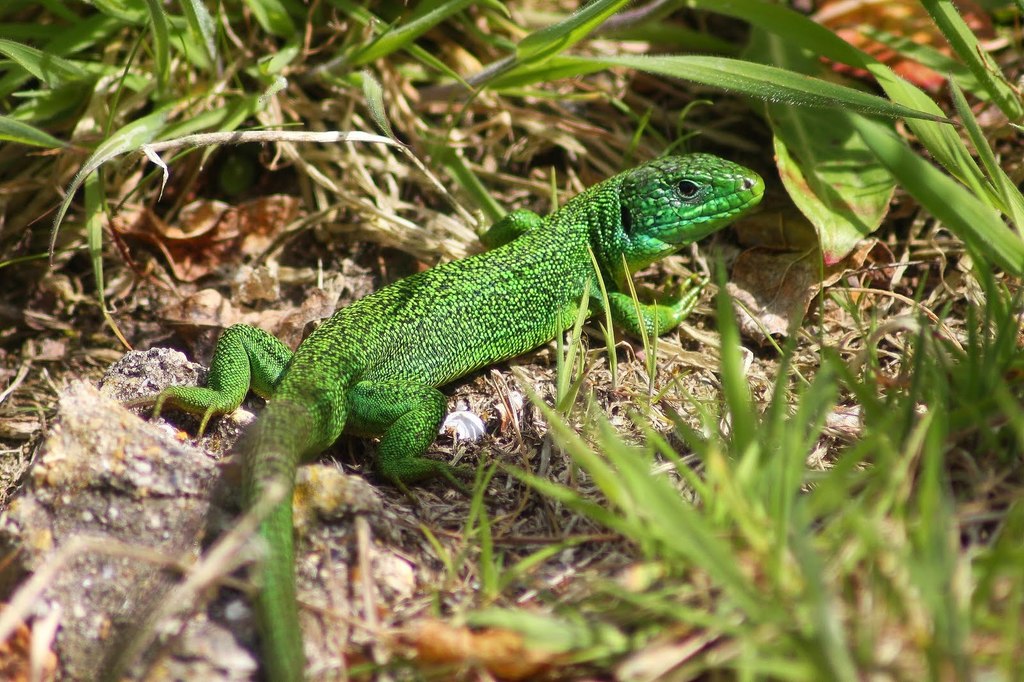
[479,208,543,249]
[603,276,709,338]
[152,323,293,436]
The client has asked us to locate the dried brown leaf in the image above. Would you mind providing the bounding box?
[407,619,557,680]
[112,196,302,282]
[729,239,875,342]
[0,606,58,682]
[815,0,997,91]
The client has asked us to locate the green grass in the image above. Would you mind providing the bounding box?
[0,0,1022,679]
[505,271,1023,679]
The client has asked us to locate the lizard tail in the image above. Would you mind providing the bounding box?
[240,398,313,682]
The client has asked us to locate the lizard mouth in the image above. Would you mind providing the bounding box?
[664,174,765,244]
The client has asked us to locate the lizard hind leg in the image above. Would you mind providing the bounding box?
[347,380,469,492]
[151,324,293,436]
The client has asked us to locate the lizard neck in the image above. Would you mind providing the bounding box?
[549,180,632,290]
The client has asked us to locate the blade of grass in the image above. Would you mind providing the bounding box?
[50,106,171,261]
[690,0,992,204]
[350,0,477,66]
[84,172,131,349]
[43,13,123,58]
[467,462,499,600]
[948,81,1024,234]
[850,114,1024,276]
[715,268,754,452]
[645,422,713,503]
[587,416,768,620]
[431,148,504,225]
[179,0,218,71]
[244,0,296,37]
[515,0,629,62]
[587,247,618,389]
[486,55,606,91]
[359,70,476,226]
[787,515,858,681]
[516,380,633,515]
[0,37,91,86]
[141,0,169,95]
[554,291,592,414]
[860,26,980,94]
[0,115,65,147]
[468,607,629,659]
[496,536,595,593]
[459,0,629,92]
[920,0,1023,119]
[617,253,653,396]
[586,54,949,124]
[508,467,639,537]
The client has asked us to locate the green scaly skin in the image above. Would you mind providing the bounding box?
[148,154,764,681]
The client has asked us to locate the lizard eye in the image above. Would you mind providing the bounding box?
[620,204,633,234]
[677,179,701,199]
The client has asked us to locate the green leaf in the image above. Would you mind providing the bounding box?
[773,126,893,265]
[0,114,65,147]
[746,29,895,264]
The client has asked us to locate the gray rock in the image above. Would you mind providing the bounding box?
[0,351,255,680]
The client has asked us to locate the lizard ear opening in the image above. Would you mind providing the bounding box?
[620,204,633,234]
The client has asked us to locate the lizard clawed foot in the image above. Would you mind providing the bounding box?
[379,458,473,498]
[438,463,474,497]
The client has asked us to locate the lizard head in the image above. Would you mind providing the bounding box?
[597,153,764,282]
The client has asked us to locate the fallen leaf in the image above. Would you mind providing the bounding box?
[406,619,557,680]
[112,195,302,282]
[160,285,340,349]
[0,605,58,682]
[815,0,997,91]
[728,235,875,343]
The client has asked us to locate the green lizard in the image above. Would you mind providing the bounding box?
[148,153,764,680]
